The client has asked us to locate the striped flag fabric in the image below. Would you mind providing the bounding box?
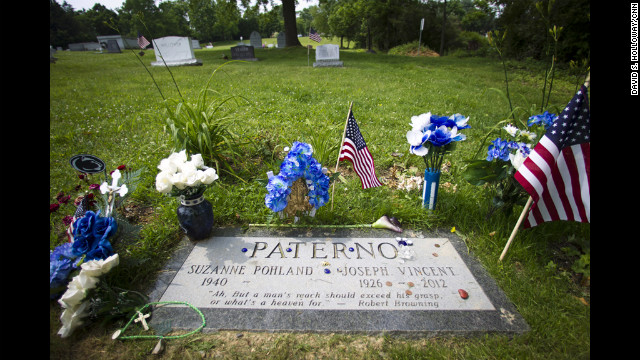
[514,85,590,228]
[339,109,382,189]
[138,32,150,49]
[309,28,322,43]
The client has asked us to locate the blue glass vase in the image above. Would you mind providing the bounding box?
[176,190,214,241]
[422,169,441,210]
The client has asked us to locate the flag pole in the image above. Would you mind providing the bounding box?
[499,71,590,262]
[331,101,353,211]
[499,196,533,261]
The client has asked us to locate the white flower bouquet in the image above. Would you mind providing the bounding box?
[155,150,219,199]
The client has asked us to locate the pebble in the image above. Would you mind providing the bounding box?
[458,289,469,299]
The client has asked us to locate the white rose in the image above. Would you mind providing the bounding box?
[81,254,119,277]
[190,153,204,168]
[168,150,187,165]
[157,158,178,173]
[201,168,219,184]
[171,172,187,190]
[58,301,90,338]
[155,171,173,194]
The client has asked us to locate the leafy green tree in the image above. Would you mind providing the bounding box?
[491,0,590,62]
[77,4,120,38]
[50,0,90,47]
[187,0,217,41]
[212,0,241,40]
[158,0,192,38]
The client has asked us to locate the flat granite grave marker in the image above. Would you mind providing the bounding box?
[151,36,202,67]
[314,44,343,67]
[148,228,528,336]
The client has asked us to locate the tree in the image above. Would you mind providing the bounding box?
[188,0,217,41]
[50,0,89,47]
[281,0,301,46]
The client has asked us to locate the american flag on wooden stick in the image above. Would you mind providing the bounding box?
[309,28,322,43]
[339,109,382,189]
[514,85,590,228]
[138,32,150,49]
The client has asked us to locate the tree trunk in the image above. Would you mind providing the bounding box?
[282,0,301,47]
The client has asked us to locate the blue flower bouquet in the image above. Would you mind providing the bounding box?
[265,142,331,218]
[406,112,470,209]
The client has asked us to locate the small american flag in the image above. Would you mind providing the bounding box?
[66,196,90,242]
[339,109,382,189]
[514,85,590,228]
[309,28,322,43]
[138,32,150,49]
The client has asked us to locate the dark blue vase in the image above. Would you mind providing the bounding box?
[176,190,214,240]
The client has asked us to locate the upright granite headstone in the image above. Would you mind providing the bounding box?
[151,36,202,66]
[277,32,287,48]
[148,227,528,336]
[313,44,343,67]
[249,31,262,48]
[230,45,258,61]
[106,39,121,53]
[191,39,202,49]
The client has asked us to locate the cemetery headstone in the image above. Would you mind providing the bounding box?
[151,36,202,67]
[191,39,202,49]
[147,227,528,336]
[249,31,262,48]
[313,44,343,67]
[106,39,121,53]
[230,45,258,61]
[277,32,287,48]
[50,46,57,63]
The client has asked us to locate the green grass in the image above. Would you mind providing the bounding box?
[50,39,589,359]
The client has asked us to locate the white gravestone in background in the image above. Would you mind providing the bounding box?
[313,44,343,67]
[151,36,202,67]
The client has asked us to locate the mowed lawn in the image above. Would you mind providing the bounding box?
[50,41,589,359]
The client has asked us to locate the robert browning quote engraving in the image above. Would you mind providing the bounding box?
[159,237,495,311]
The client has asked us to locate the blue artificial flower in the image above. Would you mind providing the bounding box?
[73,210,98,239]
[85,239,114,261]
[289,141,313,157]
[448,113,471,130]
[428,125,466,147]
[486,138,512,162]
[527,111,557,129]
[93,216,118,242]
[265,192,288,212]
[264,141,331,212]
[266,175,291,195]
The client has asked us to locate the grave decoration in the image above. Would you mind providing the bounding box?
[264,141,331,220]
[57,254,120,337]
[51,158,146,337]
[406,112,470,209]
[461,112,550,218]
[155,150,219,240]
